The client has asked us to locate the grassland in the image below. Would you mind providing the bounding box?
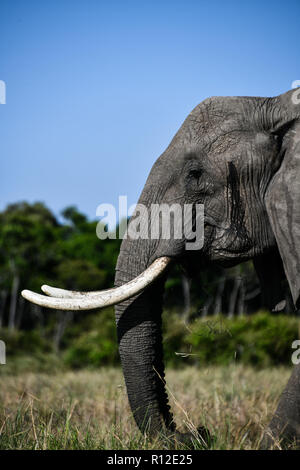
[0,365,291,450]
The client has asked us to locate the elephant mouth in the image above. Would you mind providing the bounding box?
[210,245,255,266]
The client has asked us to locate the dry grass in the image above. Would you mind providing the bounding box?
[0,365,291,449]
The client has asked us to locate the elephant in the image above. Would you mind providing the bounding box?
[22,89,300,448]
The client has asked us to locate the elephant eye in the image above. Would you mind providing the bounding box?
[188,169,202,183]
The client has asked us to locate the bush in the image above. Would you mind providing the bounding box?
[163,311,299,368]
[1,311,299,371]
[0,328,52,356]
[63,308,118,368]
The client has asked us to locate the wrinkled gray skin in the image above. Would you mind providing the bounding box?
[115,89,300,447]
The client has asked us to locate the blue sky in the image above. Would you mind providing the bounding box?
[1,0,299,221]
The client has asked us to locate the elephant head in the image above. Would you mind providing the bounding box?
[22,89,300,447]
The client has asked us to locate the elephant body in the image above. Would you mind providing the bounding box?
[22,89,300,447]
[115,90,300,447]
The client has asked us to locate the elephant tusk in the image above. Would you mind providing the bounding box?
[41,285,113,298]
[21,256,172,310]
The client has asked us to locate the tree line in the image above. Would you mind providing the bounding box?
[0,202,295,347]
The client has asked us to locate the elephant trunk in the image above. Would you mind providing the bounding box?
[114,240,175,436]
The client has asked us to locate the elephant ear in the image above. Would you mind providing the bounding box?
[265,96,300,308]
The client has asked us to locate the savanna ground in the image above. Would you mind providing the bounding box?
[0,365,291,450]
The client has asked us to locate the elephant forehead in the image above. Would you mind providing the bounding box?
[189,95,267,123]
[199,126,277,165]
[184,115,250,155]
[185,95,271,146]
